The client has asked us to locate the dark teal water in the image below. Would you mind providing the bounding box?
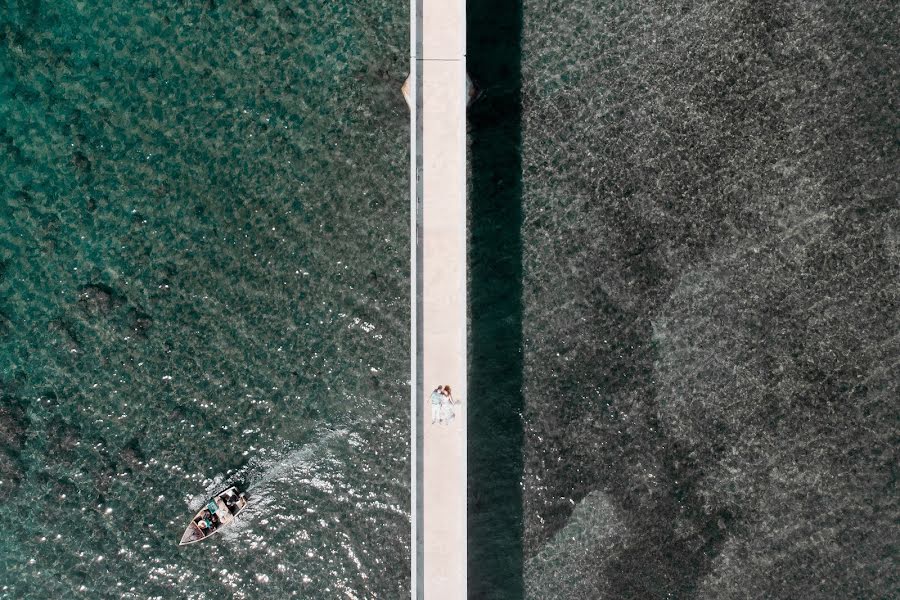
[467,0,524,598]
[1,2,409,598]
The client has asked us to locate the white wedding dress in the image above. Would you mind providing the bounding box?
[440,399,456,423]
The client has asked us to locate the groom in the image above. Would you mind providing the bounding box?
[430,385,444,424]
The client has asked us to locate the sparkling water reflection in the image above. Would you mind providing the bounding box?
[0,1,409,598]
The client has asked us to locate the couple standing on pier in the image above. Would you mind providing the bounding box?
[430,385,456,425]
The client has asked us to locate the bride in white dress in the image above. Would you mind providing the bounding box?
[440,385,456,424]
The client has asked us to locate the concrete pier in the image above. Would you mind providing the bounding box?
[409,1,467,598]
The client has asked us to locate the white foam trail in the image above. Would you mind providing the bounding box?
[183,428,350,544]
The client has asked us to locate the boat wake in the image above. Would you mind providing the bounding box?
[182,428,352,542]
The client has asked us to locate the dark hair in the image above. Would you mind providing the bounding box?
[443,385,452,394]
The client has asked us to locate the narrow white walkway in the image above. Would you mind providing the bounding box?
[410,1,467,599]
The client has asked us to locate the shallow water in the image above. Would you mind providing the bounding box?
[1,2,409,598]
[517,1,897,598]
[4,0,897,598]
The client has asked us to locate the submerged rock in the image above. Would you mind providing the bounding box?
[0,311,11,338]
[77,283,122,315]
[74,284,155,338]
[48,318,82,353]
[0,398,27,446]
[0,396,29,499]
[126,308,153,336]
[72,151,91,172]
[46,416,81,454]
[118,437,147,474]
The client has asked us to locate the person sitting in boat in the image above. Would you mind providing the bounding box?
[193,510,211,532]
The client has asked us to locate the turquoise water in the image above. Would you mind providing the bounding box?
[1,2,409,598]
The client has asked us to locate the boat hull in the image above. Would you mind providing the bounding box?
[179,486,248,545]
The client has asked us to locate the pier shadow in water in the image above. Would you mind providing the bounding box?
[467,1,524,598]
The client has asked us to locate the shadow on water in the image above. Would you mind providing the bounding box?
[467,1,524,598]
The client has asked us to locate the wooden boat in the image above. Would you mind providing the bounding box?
[179,486,248,545]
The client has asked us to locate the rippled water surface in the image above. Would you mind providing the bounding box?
[516,1,897,598]
[4,0,897,598]
[1,2,409,598]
